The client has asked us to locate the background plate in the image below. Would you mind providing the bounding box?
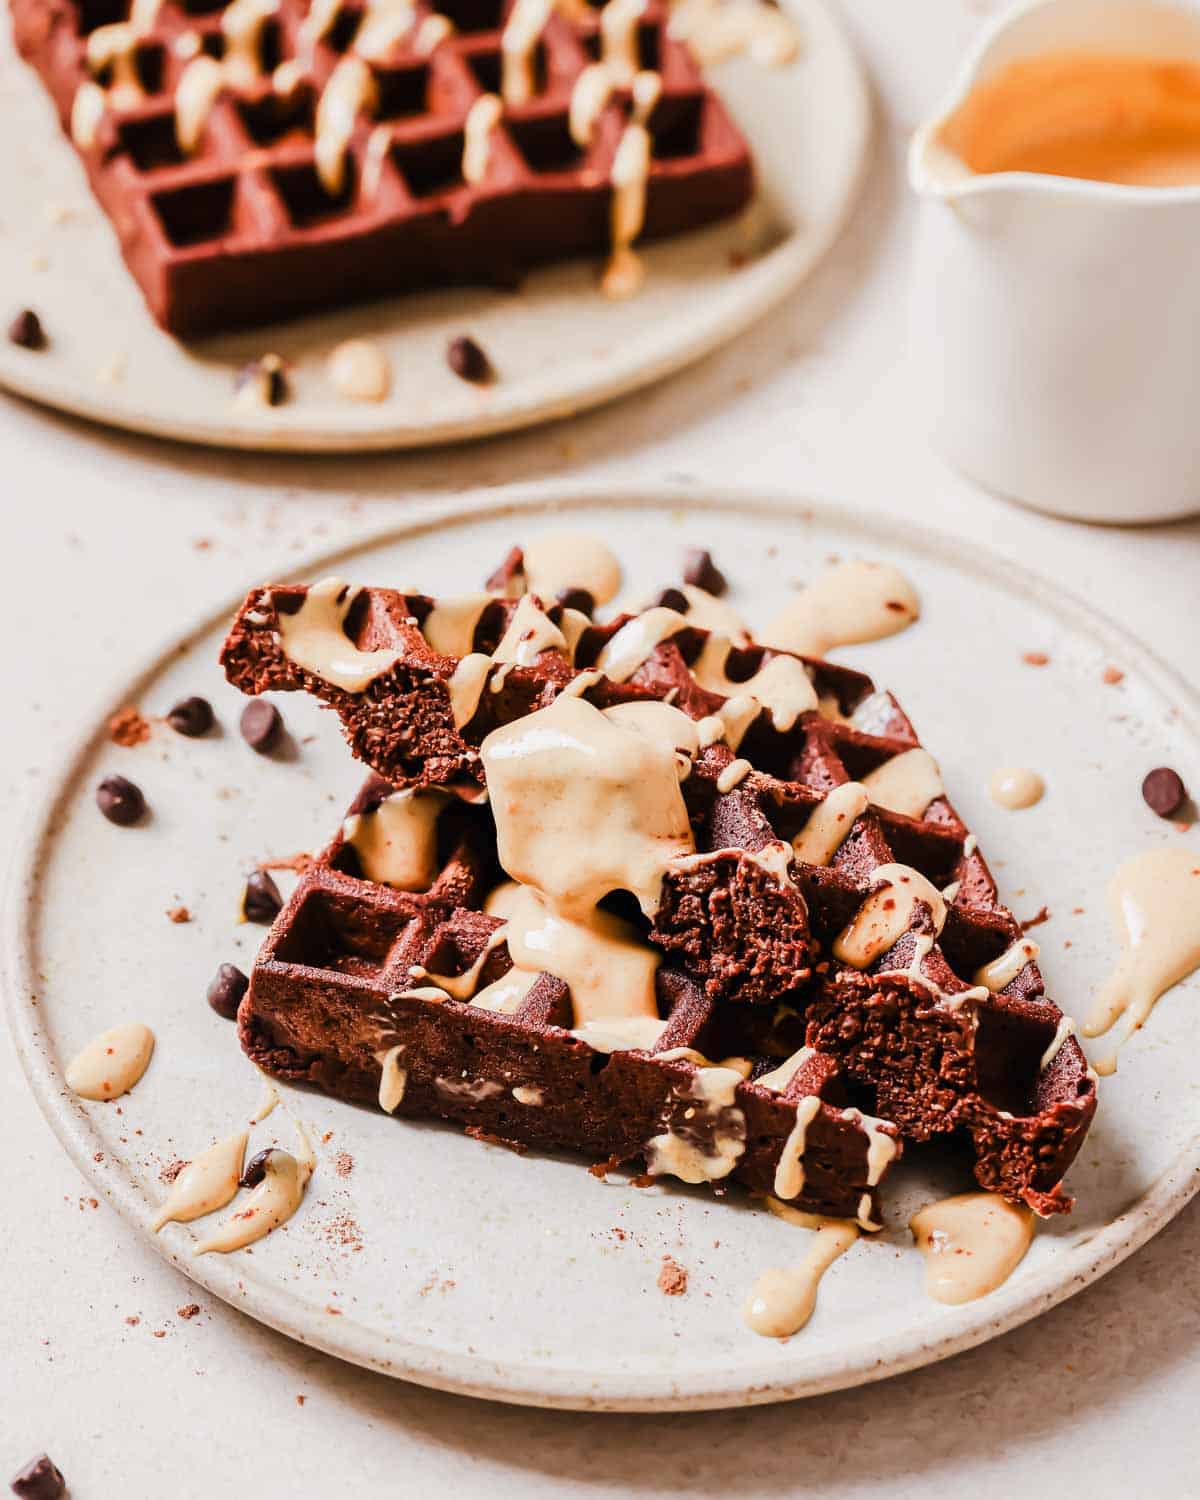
[7,484,1200,1411]
[0,0,868,451]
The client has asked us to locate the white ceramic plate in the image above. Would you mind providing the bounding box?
[7,484,1200,1411]
[0,0,868,452]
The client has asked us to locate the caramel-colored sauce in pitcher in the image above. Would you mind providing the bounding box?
[941,51,1200,185]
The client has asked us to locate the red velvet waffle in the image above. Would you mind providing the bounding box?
[222,573,1098,1216]
[11,0,754,334]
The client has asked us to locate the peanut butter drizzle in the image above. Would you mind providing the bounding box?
[446,653,493,728]
[765,560,920,658]
[690,637,818,730]
[462,93,502,184]
[492,594,569,666]
[1082,847,1200,1075]
[910,1193,1034,1304]
[939,53,1200,187]
[422,593,493,657]
[353,0,417,59]
[377,1044,407,1112]
[501,0,555,105]
[974,937,1039,993]
[792,782,869,867]
[343,788,448,890]
[66,1023,155,1101]
[471,968,539,1013]
[521,531,623,605]
[670,0,802,68]
[678,584,751,642]
[276,576,400,690]
[753,1045,813,1092]
[474,694,701,1040]
[862,748,944,820]
[773,1094,821,1199]
[483,694,695,922]
[173,0,278,152]
[644,1061,747,1183]
[596,606,690,681]
[833,863,947,971]
[328,338,392,401]
[602,69,663,299]
[152,1132,247,1231]
[743,1201,859,1339]
[989,766,1045,810]
[194,1121,315,1255]
[72,0,166,146]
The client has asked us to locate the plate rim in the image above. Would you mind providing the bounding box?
[6,478,1200,1411]
[0,0,871,453]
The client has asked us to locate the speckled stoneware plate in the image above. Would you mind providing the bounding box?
[7,483,1200,1411]
[0,0,867,452]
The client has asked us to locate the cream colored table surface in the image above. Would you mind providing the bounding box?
[3,1,1198,1493]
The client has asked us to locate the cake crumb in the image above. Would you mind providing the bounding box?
[109,705,151,746]
[1020,905,1051,932]
[296,1394,307,1406]
[1022,651,1050,667]
[166,906,191,924]
[177,1303,202,1320]
[260,851,315,874]
[658,1256,689,1296]
[125,1315,140,1326]
[1102,664,1125,685]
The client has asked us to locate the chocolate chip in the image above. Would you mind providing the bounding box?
[207,962,249,1020]
[485,546,525,595]
[166,695,214,737]
[10,1454,66,1500]
[447,335,494,384]
[96,774,146,826]
[682,548,727,596]
[556,587,595,616]
[241,1147,275,1188]
[9,309,46,351]
[653,586,689,612]
[242,869,282,923]
[1142,766,1187,819]
[235,354,288,406]
[239,699,282,752]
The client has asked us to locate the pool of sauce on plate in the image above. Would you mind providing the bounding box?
[941,52,1200,187]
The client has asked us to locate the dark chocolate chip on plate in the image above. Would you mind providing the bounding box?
[166,695,214,737]
[653,586,689,613]
[8,309,46,351]
[234,353,288,407]
[240,1147,276,1188]
[446,335,494,385]
[242,869,282,923]
[207,962,249,1020]
[682,547,727,596]
[556,587,595,616]
[96,774,146,826]
[1142,766,1188,819]
[10,1453,66,1500]
[239,699,282,752]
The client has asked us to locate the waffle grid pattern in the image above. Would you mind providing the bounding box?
[12,0,754,332]
[222,576,1098,1214]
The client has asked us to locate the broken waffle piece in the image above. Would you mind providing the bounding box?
[222,561,1095,1216]
[12,0,755,336]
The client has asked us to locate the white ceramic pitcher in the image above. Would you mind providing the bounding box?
[909,0,1200,523]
